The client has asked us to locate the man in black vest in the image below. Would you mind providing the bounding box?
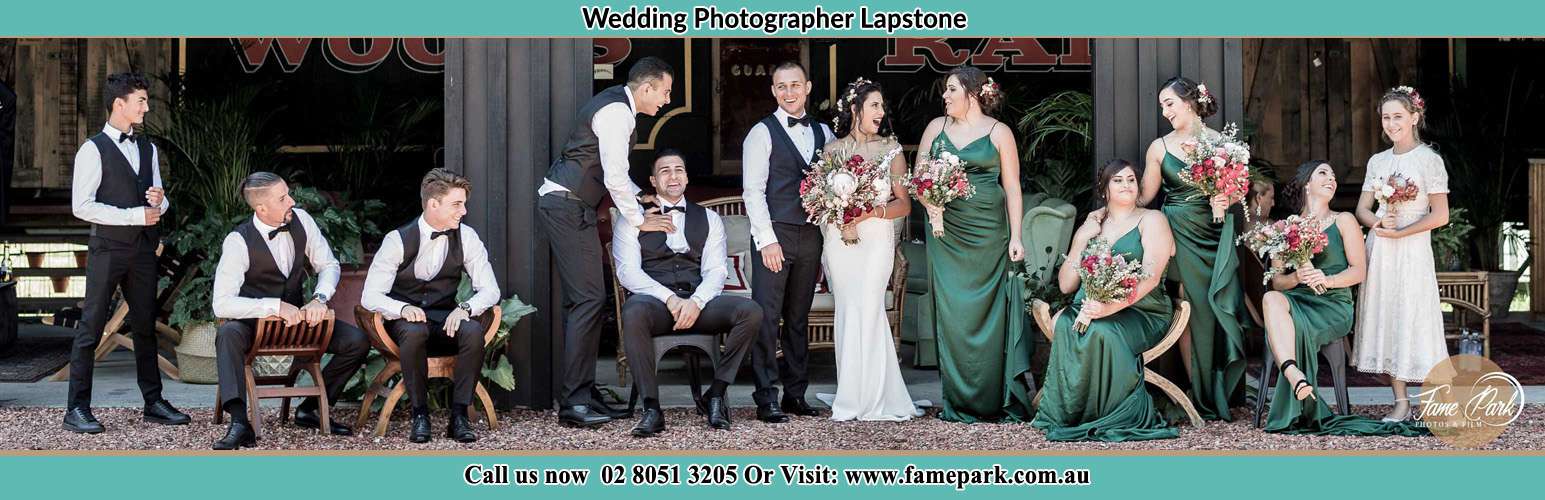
[536,56,677,428]
[739,62,833,420]
[612,150,760,437]
[363,169,501,443]
[64,72,189,433]
[208,172,372,450]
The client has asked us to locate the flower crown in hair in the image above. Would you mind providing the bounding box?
[1196,83,1214,105]
[1391,85,1426,112]
[980,77,1001,99]
[833,77,875,128]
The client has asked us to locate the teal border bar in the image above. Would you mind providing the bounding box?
[4,0,1545,37]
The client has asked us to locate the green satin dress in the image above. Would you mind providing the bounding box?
[927,132,1033,423]
[1264,224,1427,436]
[1159,148,1246,421]
[1032,222,1179,442]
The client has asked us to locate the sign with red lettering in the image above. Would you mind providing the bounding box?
[878,38,1090,73]
[233,38,444,74]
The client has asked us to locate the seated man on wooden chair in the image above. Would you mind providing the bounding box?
[211,172,370,450]
[362,168,501,443]
[611,149,760,437]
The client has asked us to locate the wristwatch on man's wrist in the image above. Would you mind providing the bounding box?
[312,293,330,305]
[458,301,474,315]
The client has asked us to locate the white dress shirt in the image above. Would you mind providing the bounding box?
[538,85,647,228]
[71,123,168,226]
[610,196,727,309]
[361,217,502,320]
[741,107,834,249]
[211,208,340,320]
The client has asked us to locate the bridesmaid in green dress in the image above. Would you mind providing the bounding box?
[1032,159,1179,442]
[915,66,1033,423]
[1261,161,1424,436]
[1134,77,1247,421]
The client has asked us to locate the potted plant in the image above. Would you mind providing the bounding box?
[1431,207,1475,272]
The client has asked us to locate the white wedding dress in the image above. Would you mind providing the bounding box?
[817,146,918,421]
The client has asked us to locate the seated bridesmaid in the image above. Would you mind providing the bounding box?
[1261,161,1424,436]
[1031,159,1179,442]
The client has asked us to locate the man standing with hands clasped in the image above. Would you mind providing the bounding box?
[64,72,189,434]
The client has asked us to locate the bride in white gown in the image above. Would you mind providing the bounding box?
[817,78,919,421]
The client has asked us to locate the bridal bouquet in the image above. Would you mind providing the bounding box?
[1236,215,1330,294]
[1178,123,1252,223]
[905,150,975,237]
[1373,172,1421,210]
[1073,236,1150,333]
[800,147,888,245]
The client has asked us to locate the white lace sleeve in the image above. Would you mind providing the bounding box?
[1424,149,1450,194]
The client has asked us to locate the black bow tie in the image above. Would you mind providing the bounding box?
[267,224,291,240]
[660,205,685,214]
[431,228,457,240]
[786,115,812,128]
[118,132,137,144]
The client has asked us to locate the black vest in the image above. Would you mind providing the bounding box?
[233,218,310,308]
[86,131,159,244]
[638,201,709,297]
[759,114,825,225]
[385,220,465,311]
[546,85,636,207]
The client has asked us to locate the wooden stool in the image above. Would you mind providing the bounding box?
[211,310,335,438]
[1031,299,1204,428]
[354,305,501,437]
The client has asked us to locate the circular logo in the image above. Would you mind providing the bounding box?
[1417,355,1524,448]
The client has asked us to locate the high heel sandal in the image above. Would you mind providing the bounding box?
[1279,359,1316,401]
[1381,397,1410,423]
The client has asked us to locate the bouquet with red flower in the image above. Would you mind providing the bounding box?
[1236,215,1331,294]
[1372,172,1421,211]
[905,150,975,237]
[1177,123,1253,223]
[1073,236,1150,333]
[799,146,891,245]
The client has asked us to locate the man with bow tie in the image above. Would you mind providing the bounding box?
[612,150,760,437]
[209,172,370,449]
[739,61,834,422]
[65,72,189,434]
[362,168,500,443]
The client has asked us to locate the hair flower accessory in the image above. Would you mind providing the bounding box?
[1392,85,1426,111]
[980,77,1001,98]
[1197,83,1214,105]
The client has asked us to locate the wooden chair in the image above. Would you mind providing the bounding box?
[49,243,192,381]
[1031,299,1205,428]
[210,310,335,438]
[1437,271,1491,358]
[353,305,502,438]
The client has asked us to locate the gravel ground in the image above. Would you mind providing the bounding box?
[2,405,1541,452]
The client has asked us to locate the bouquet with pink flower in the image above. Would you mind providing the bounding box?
[1178,123,1253,223]
[799,146,890,245]
[1236,215,1331,294]
[1372,172,1420,211]
[1073,236,1150,333]
[905,150,976,237]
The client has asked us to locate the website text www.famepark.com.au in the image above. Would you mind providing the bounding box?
[462,463,1092,490]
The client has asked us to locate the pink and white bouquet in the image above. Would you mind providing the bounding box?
[1373,172,1421,210]
[1178,123,1253,223]
[1073,236,1150,333]
[1236,215,1331,294]
[800,147,888,245]
[905,150,975,237]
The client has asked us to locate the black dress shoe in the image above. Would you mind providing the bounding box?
[143,399,192,425]
[755,403,789,423]
[409,413,432,443]
[781,397,820,417]
[558,405,612,428]
[706,397,731,430]
[447,412,478,443]
[631,408,665,437]
[212,422,257,450]
[294,407,353,436]
[63,407,105,434]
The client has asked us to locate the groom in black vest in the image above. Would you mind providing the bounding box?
[740,62,832,420]
[537,56,677,428]
[612,150,760,437]
[209,172,371,449]
[64,72,189,433]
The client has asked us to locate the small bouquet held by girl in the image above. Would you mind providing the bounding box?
[1236,215,1331,294]
[1072,236,1150,333]
[1178,123,1253,223]
[800,146,889,245]
[906,150,976,237]
[1372,172,1421,212]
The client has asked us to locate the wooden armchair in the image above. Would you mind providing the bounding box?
[353,305,501,437]
[210,310,335,438]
